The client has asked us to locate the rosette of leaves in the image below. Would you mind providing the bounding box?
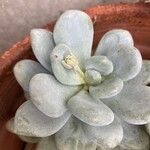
[6,10,150,150]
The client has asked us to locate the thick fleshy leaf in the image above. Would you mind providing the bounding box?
[53,10,93,67]
[29,73,80,118]
[89,76,123,99]
[95,29,134,56]
[107,45,142,81]
[30,29,55,72]
[50,44,85,85]
[85,69,102,85]
[14,101,71,137]
[18,136,41,143]
[24,144,36,150]
[84,56,113,76]
[146,123,150,135]
[67,90,114,126]
[83,117,123,149]
[119,121,149,150]
[55,117,97,150]
[36,136,57,150]
[105,84,150,125]
[14,60,48,91]
[6,118,41,143]
[112,146,126,150]
[128,60,150,85]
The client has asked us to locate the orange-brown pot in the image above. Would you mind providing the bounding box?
[0,3,149,150]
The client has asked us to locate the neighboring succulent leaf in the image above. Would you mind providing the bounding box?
[53,10,93,67]
[84,55,113,76]
[84,69,102,85]
[95,29,134,56]
[146,123,150,135]
[36,136,57,150]
[24,144,36,150]
[104,84,150,125]
[106,45,142,81]
[55,117,97,150]
[89,76,123,99]
[29,73,80,118]
[83,117,123,149]
[119,121,149,150]
[128,60,150,85]
[14,101,71,137]
[14,60,48,91]
[111,146,126,150]
[97,146,127,150]
[30,29,55,73]
[50,44,85,85]
[6,118,41,143]
[67,90,114,126]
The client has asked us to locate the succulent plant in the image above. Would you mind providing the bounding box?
[6,10,150,150]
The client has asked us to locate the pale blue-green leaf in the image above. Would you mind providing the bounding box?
[30,29,55,72]
[84,55,113,75]
[119,121,149,150]
[29,73,80,118]
[14,101,71,137]
[55,117,97,150]
[6,118,41,143]
[83,117,123,149]
[13,60,48,91]
[36,136,57,150]
[127,60,150,85]
[106,45,142,81]
[95,29,134,56]
[89,76,123,99]
[67,90,114,126]
[107,146,126,150]
[53,10,93,67]
[50,44,85,85]
[146,123,150,135]
[85,69,102,85]
[104,84,150,125]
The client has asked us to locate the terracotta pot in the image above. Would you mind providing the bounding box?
[0,3,149,150]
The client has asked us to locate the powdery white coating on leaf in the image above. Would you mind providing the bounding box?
[14,60,48,91]
[50,44,85,85]
[95,29,134,56]
[55,117,97,150]
[67,90,114,126]
[30,29,55,73]
[14,101,71,137]
[83,117,123,149]
[89,76,123,99]
[29,73,80,118]
[105,84,150,125]
[84,55,113,76]
[53,10,93,67]
[128,60,150,85]
[6,118,41,143]
[36,136,57,150]
[106,45,142,81]
[119,121,149,150]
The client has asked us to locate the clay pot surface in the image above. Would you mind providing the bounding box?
[0,3,149,150]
